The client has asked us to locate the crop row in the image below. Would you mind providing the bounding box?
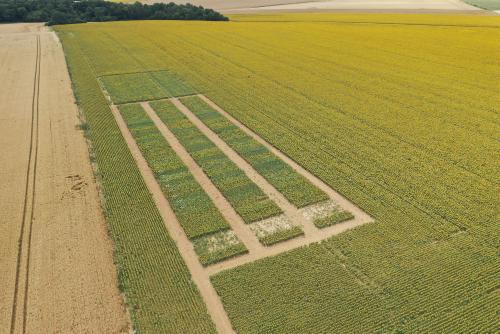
[193,230,248,266]
[249,215,304,246]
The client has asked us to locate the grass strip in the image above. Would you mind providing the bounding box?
[151,100,282,223]
[119,103,229,239]
[181,96,329,208]
[314,210,355,228]
[192,230,248,266]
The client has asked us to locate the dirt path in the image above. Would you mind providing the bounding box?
[0,24,130,333]
[110,104,236,334]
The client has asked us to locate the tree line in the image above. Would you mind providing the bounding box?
[0,0,229,25]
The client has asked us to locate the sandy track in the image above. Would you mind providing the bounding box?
[0,24,130,333]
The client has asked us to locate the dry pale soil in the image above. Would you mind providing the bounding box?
[0,23,130,334]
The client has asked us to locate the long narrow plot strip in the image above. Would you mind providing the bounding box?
[150,100,283,223]
[118,103,229,239]
[180,96,329,208]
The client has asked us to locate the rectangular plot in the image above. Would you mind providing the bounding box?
[150,100,283,223]
[119,103,229,239]
[249,215,304,246]
[181,96,329,208]
[192,230,248,266]
[299,200,354,228]
[100,72,169,104]
[151,70,197,98]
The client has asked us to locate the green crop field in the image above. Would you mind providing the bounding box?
[465,0,500,10]
[56,13,499,333]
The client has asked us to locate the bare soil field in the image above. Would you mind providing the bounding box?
[167,0,481,12]
[0,23,130,333]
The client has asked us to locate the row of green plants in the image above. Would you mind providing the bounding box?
[258,225,304,246]
[314,210,355,228]
[192,230,248,266]
[120,103,249,265]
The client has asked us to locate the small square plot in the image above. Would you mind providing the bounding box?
[100,72,169,104]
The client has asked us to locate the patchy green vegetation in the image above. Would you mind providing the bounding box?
[100,70,196,104]
[119,103,229,239]
[465,0,500,10]
[313,210,355,228]
[181,96,329,208]
[151,99,283,223]
[151,70,197,98]
[101,73,168,104]
[193,231,248,266]
[249,215,304,246]
[259,225,304,246]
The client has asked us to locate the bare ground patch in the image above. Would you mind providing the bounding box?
[0,24,130,333]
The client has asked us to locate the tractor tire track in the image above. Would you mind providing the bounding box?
[9,34,41,334]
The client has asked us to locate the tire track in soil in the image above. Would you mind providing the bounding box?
[10,34,41,334]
